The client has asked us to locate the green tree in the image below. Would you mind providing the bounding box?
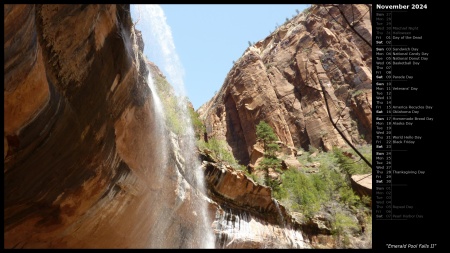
[333,147,371,180]
[256,120,279,157]
[333,147,357,179]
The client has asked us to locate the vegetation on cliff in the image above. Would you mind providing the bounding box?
[195,116,372,248]
[274,143,372,248]
[191,4,373,248]
[150,65,202,137]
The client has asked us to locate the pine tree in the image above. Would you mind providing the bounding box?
[256,121,279,157]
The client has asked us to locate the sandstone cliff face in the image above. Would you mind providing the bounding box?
[4,4,370,249]
[199,148,357,249]
[4,4,305,249]
[198,4,372,165]
[4,4,211,248]
[200,151,310,248]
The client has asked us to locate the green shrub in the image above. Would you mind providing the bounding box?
[339,186,360,207]
[273,182,287,200]
[277,169,323,217]
[265,143,280,157]
[270,145,372,247]
[235,164,247,171]
[197,138,238,166]
[266,177,281,195]
[274,146,372,218]
[151,72,187,135]
[361,195,372,206]
[188,106,205,139]
[331,212,359,248]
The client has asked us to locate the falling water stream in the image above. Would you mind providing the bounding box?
[129,4,307,249]
[130,4,215,248]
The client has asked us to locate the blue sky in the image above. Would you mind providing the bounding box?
[131,4,309,110]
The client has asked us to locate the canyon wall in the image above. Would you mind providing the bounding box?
[5,4,372,249]
[198,4,372,165]
[4,4,212,248]
[4,4,311,249]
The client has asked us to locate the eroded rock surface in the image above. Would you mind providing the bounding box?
[4,4,210,248]
[4,4,371,249]
[200,150,311,248]
[198,4,372,164]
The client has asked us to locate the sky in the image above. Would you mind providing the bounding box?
[131,4,310,110]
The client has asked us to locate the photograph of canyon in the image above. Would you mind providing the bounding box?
[4,4,372,249]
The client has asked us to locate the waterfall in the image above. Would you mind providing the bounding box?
[130,4,215,248]
[128,5,307,249]
[273,199,286,227]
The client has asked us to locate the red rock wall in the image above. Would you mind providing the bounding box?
[198,4,372,164]
[4,4,207,248]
